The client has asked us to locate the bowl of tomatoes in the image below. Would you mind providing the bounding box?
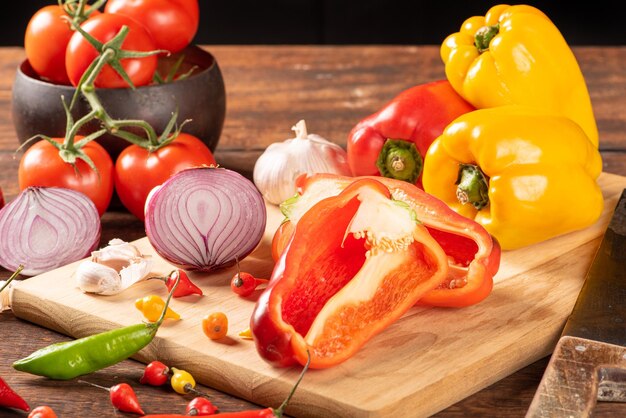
[11,0,225,160]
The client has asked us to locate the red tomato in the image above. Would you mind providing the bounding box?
[115,133,216,220]
[105,0,199,53]
[24,5,100,85]
[19,138,114,216]
[0,187,4,210]
[65,13,158,88]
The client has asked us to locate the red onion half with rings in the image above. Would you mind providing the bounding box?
[0,187,101,276]
[145,167,267,272]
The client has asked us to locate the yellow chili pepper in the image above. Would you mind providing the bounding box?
[170,367,195,395]
[135,295,180,322]
[422,106,603,250]
[440,4,598,147]
[238,327,253,340]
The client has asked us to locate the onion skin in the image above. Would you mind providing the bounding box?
[145,167,267,272]
[0,187,101,276]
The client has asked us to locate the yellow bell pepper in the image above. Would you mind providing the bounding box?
[422,106,603,250]
[440,4,598,147]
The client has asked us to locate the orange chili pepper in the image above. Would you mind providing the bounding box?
[202,312,228,340]
[135,295,180,322]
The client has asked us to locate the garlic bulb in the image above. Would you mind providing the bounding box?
[75,238,153,295]
[253,120,351,205]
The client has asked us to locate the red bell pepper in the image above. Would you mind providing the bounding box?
[347,79,474,187]
[273,173,501,308]
[252,178,450,368]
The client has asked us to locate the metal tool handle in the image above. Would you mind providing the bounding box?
[526,336,626,417]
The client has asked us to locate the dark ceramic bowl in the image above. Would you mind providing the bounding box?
[12,45,226,160]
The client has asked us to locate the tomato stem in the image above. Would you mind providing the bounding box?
[49,16,188,164]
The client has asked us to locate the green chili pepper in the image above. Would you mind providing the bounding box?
[12,273,180,380]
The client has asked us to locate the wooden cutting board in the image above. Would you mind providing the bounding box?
[9,172,626,418]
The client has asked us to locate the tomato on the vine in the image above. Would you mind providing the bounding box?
[105,0,199,53]
[114,133,216,220]
[18,138,114,216]
[25,5,100,85]
[65,13,158,88]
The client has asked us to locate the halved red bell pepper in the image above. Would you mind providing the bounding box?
[252,178,449,368]
[347,79,474,187]
[272,173,501,308]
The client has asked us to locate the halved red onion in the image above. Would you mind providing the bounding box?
[145,167,267,272]
[0,187,101,276]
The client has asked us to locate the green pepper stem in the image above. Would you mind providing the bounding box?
[474,24,499,53]
[77,379,111,392]
[375,139,423,183]
[155,271,180,326]
[273,350,311,417]
[456,164,489,210]
[0,265,24,294]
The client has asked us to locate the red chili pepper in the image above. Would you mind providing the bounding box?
[110,383,145,415]
[143,354,309,418]
[230,272,268,297]
[152,270,203,298]
[253,179,451,368]
[0,375,29,411]
[274,173,501,308]
[139,361,170,386]
[347,79,474,187]
[167,270,203,297]
[186,397,218,416]
[80,380,144,415]
[28,406,57,418]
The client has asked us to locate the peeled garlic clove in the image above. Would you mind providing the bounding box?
[119,256,154,291]
[76,260,123,295]
[92,238,143,271]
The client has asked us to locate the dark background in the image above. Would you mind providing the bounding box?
[3,1,626,46]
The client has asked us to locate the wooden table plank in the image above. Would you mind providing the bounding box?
[1,45,626,417]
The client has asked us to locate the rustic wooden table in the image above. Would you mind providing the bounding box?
[1,45,625,417]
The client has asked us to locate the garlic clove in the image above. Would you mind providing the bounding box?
[91,238,143,271]
[0,280,11,312]
[76,260,123,295]
[119,256,154,291]
[76,239,154,295]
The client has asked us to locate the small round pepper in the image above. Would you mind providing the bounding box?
[140,360,170,386]
[186,397,218,416]
[202,312,228,340]
[28,406,57,418]
[170,367,195,395]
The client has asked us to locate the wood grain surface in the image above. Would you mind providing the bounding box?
[526,336,626,417]
[1,45,626,417]
[7,173,626,418]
